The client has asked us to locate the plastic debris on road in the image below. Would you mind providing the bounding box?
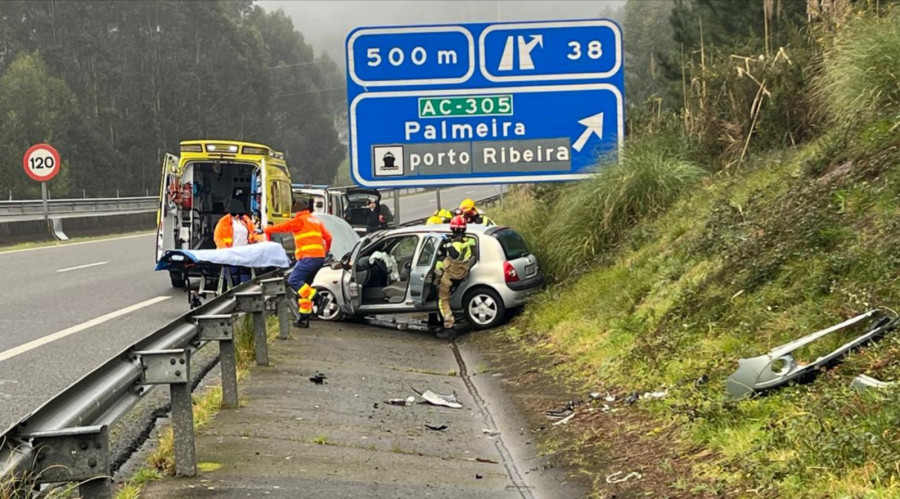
[482,429,501,436]
[385,396,417,406]
[415,388,463,409]
[308,372,327,384]
[425,424,448,431]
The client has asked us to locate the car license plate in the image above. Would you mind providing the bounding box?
[525,263,536,276]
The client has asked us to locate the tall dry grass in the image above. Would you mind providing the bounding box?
[493,134,705,281]
[812,7,900,128]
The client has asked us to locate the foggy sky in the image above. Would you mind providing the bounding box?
[256,0,625,62]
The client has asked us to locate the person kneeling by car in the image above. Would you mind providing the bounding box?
[434,215,475,339]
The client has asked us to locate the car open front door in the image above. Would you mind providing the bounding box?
[410,234,443,307]
[340,240,364,315]
[155,153,181,262]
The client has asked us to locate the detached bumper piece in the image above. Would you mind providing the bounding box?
[726,310,898,399]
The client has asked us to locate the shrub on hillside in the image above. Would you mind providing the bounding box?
[813,7,900,127]
[495,134,705,281]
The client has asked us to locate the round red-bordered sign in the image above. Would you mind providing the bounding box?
[23,143,61,182]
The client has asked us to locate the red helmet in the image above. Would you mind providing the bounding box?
[449,215,467,232]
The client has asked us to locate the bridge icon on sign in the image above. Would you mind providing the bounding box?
[497,35,543,71]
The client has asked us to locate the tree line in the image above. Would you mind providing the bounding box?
[0,0,345,199]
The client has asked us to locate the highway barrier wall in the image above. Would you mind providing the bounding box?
[0,211,156,247]
[0,218,54,246]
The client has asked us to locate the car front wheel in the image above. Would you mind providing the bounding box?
[314,287,344,321]
[463,287,506,330]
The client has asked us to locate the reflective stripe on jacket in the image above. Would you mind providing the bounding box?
[214,215,258,248]
[448,237,475,261]
[264,211,333,259]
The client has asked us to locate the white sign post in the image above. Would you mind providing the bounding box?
[23,143,61,222]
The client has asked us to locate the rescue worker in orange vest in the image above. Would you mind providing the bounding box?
[213,198,261,284]
[264,198,333,328]
[434,215,476,339]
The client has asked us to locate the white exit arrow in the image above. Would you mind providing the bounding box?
[572,112,604,152]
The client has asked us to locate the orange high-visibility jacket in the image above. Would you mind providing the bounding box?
[214,214,259,248]
[264,211,332,259]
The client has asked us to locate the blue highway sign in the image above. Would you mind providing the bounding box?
[345,20,624,188]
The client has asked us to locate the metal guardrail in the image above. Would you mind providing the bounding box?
[379,187,430,198]
[0,272,292,498]
[0,197,157,216]
[0,189,419,217]
[398,194,502,227]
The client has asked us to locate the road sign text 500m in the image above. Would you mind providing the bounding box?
[367,46,458,67]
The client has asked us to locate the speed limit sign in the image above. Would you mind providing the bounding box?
[23,143,61,182]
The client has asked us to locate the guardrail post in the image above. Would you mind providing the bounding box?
[260,277,289,340]
[26,425,111,499]
[195,314,239,408]
[235,291,268,366]
[136,348,196,476]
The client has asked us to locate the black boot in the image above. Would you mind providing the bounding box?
[294,315,310,329]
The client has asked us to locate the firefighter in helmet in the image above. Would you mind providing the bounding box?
[434,215,475,339]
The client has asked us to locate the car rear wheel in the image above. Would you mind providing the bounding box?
[463,288,506,330]
[314,287,344,321]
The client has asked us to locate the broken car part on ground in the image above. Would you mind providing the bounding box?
[726,310,898,399]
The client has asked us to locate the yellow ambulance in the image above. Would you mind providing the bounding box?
[155,140,294,287]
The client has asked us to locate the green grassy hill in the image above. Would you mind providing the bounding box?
[493,8,900,498]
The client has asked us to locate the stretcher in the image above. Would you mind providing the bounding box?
[156,242,291,296]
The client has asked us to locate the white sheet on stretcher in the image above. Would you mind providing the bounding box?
[182,242,291,268]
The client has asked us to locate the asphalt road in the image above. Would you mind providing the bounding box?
[0,184,503,433]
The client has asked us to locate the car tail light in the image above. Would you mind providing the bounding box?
[504,261,519,283]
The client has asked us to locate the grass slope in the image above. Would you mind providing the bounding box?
[499,122,900,498]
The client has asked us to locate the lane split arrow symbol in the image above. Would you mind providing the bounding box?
[572,112,604,152]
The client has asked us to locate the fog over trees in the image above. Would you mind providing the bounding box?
[0,1,344,198]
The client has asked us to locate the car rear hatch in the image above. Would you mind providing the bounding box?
[491,227,543,290]
[343,188,383,228]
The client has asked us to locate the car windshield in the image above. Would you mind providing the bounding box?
[313,213,360,260]
[493,228,531,260]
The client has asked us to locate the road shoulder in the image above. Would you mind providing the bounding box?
[140,320,579,498]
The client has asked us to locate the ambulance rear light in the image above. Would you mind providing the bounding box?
[206,144,238,153]
[242,146,269,155]
[270,151,284,159]
[180,144,203,152]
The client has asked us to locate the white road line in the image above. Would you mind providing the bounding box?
[0,232,153,256]
[57,261,108,273]
[0,296,171,363]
